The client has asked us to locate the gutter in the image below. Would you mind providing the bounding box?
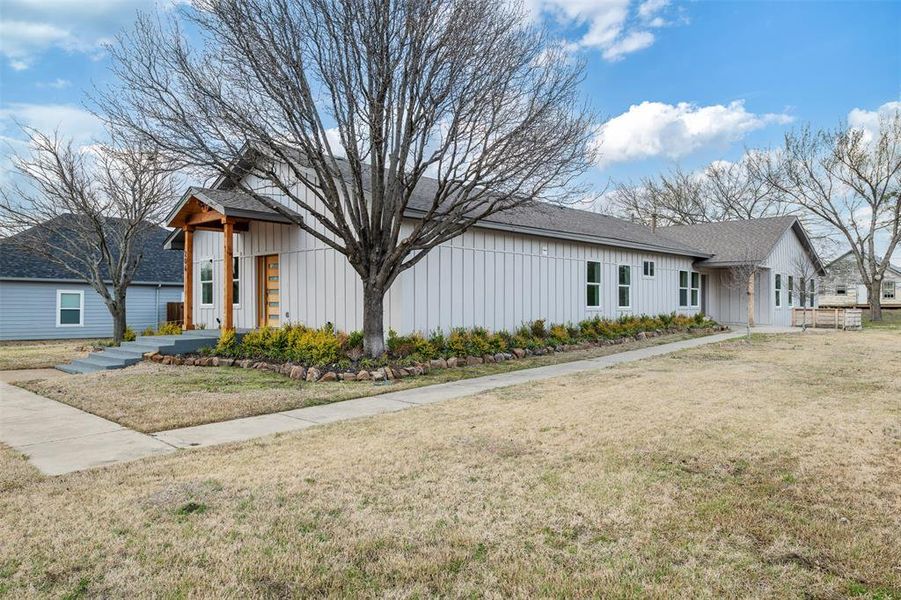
[0,277,183,286]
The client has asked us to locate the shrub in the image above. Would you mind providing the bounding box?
[215,329,238,355]
[530,319,546,339]
[388,329,437,361]
[142,326,155,336]
[158,322,183,336]
[123,326,136,342]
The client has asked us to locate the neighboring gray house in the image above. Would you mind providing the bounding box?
[818,251,901,308]
[161,151,824,333]
[0,221,183,341]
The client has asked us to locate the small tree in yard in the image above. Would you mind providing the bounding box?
[751,109,901,321]
[97,0,596,356]
[722,255,761,338]
[0,128,176,344]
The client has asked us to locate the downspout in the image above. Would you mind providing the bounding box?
[156,284,161,328]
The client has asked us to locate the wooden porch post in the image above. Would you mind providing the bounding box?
[222,219,234,330]
[183,226,194,330]
[747,272,756,327]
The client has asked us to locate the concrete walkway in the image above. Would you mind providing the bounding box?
[153,330,746,448]
[0,381,174,475]
[3,329,781,475]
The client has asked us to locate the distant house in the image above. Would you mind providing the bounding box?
[0,219,183,341]
[818,251,901,308]
[161,151,824,333]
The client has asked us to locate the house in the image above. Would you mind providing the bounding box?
[162,154,824,333]
[817,251,901,308]
[0,218,184,341]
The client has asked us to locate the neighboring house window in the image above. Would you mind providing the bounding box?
[232,257,240,305]
[56,290,84,327]
[201,261,214,305]
[775,274,782,307]
[809,279,816,307]
[800,278,807,307]
[642,260,655,278]
[835,284,847,296]
[679,270,690,307]
[788,275,794,306]
[586,261,601,308]
[690,272,700,308]
[617,265,631,308]
[883,280,896,300]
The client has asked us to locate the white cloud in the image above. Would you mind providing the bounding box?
[595,100,793,166]
[36,78,72,89]
[847,101,901,144]
[529,0,676,62]
[0,0,179,69]
[0,103,103,144]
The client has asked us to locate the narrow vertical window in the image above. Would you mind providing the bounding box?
[232,256,240,305]
[201,261,214,305]
[808,279,816,307]
[690,272,700,307]
[775,274,782,307]
[642,260,655,278]
[586,261,601,308]
[788,275,794,306]
[618,265,631,308]
[679,270,689,307]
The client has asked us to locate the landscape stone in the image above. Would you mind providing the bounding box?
[320,371,338,382]
[430,358,447,369]
[306,367,321,382]
[356,370,371,381]
[512,348,525,359]
[289,366,306,380]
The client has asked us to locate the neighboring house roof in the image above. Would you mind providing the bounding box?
[658,216,826,274]
[822,249,901,276]
[0,216,183,284]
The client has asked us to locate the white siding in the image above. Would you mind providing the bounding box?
[762,226,820,326]
[189,222,701,334]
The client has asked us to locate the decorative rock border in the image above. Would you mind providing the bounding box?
[145,326,728,383]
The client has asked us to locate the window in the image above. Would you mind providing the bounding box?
[232,257,240,305]
[884,280,897,300]
[679,270,690,307]
[200,261,213,305]
[690,272,700,307]
[617,265,631,308]
[642,260,655,278]
[788,276,794,306]
[808,279,816,307]
[800,278,807,307]
[586,261,601,308]
[835,284,847,296]
[56,290,84,327]
[775,274,782,307]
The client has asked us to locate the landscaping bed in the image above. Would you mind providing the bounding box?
[153,314,726,384]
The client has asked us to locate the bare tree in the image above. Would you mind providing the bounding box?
[721,250,761,338]
[96,0,596,356]
[0,128,176,343]
[793,253,818,330]
[751,110,901,320]
[610,158,791,227]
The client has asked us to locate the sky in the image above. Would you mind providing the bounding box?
[0,0,899,259]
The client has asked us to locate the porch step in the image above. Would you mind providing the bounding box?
[55,330,229,374]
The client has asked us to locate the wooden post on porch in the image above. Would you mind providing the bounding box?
[747,272,755,327]
[222,218,234,331]
[183,226,194,330]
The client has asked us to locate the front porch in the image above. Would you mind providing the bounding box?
[164,187,302,332]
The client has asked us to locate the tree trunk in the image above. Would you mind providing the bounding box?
[362,283,386,357]
[869,280,883,321]
[111,303,127,344]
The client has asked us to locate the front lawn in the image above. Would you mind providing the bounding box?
[20,331,706,433]
[0,338,110,370]
[862,308,901,329]
[1,329,898,597]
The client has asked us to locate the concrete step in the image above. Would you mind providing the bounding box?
[56,331,224,374]
[78,354,131,368]
[100,347,148,360]
[94,349,144,366]
[56,360,107,374]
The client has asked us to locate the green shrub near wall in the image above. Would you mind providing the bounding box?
[211,313,718,368]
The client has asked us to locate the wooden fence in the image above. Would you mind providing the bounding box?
[792,308,862,330]
[166,302,185,326]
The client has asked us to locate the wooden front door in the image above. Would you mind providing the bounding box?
[257,254,281,327]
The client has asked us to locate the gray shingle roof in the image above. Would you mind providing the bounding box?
[0,216,183,284]
[658,216,801,267]
[165,187,303,225]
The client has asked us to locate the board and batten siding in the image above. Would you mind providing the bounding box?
[0,280,182,340]
[762,226,820,327]
[190,222,701,334]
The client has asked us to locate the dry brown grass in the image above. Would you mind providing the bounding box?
[0,444,43,493]
[20,331,702,433]
[0,339,104,370]
[1,330,899,598]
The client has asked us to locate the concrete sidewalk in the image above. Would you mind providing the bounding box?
[3,329,761,475]
[0,382,174,475]
[153,330,746,449]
